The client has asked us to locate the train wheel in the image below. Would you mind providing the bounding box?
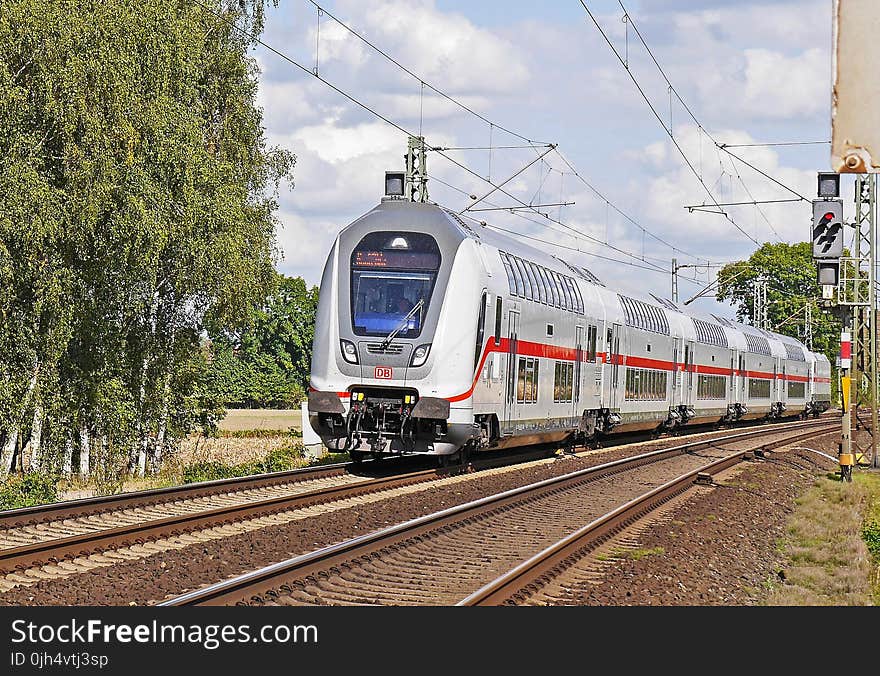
[349,450,366,465]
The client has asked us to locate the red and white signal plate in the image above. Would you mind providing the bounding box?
[374,366,393,380]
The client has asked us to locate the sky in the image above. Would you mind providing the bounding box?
[252,0,843,318]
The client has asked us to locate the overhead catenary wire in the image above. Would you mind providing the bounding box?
[307,0,707,269]
[552,147,709,264]
[578,1,761,247]
[198,0,708,282]
[720,141,831,149]
[305,0,549,146]
[615,0,811,208]
[431,173,704,283]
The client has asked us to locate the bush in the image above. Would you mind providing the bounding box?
[182,461,246,484]
[863,517,880,560]
[181,443,305,483]
[0,472,59,510]
[248,444,304,474]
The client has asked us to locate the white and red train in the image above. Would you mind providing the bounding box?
[308,194,831,462]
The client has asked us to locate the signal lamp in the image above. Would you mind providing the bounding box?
[385,171,405,197]
[817,172,840,198]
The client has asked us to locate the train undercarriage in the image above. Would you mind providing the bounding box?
[311,387,826,464]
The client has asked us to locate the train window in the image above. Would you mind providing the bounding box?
[494,297,502,346]
[552,272,568,311]
[500,253,516,296]
[535,266,552,305]
[635,299,647,331]
[523,261,540,302]
[554,361,574,402]
[587,325,597,362]
[547,324,554,336]
[749,378,771,398]
[513,257,533,300]
[559,274,573,310]
[509,256,524,297]
[517,357,539,404]
[626,368,667,400]
[565,277,582,314]
[474,292,487,372]
[698,374,726,399]
[351,231,441,338]
[526,262,546,304]
[540,267,555,306]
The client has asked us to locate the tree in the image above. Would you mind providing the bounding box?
[715,241,840,370]
[0,0,294,480]
[205,274,319,409]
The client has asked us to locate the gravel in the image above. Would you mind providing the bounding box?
[0,423,841,606]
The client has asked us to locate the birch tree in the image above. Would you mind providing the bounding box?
[0,0,294,486]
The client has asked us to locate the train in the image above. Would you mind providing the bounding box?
[307,185,832,463]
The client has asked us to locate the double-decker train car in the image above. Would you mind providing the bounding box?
[308,190,833,462]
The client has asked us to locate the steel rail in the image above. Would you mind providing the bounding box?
[159,420,837,606]
[458,426,838,605]
[0,468,438,574]
[0,462,351,529]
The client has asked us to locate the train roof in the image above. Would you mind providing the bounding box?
[349,199,815,356]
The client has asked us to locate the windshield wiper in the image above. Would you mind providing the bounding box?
[379,299,424,351]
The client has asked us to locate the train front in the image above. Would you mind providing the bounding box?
[307,198,479,460]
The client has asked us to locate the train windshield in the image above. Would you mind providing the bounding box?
[350,231,441,338]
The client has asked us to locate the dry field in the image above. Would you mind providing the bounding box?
[217,408,303,432]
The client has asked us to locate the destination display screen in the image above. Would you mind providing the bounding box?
[353,250,440,270]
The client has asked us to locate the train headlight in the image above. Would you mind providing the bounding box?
[410,343,431,367]
[340,339,359,364]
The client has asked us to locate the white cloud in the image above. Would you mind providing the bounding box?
[254,0,830,303]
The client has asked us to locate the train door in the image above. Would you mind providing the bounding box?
[780,360,786,408]
[728,354,736,409]
[737,352,746,403]
[504,310,520,429]
[574,325,585,419]
[808,358,815,403]
[684,340,695,407]
[608,323,622,410]
[672,337,682,406]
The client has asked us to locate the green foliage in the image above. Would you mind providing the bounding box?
[715,242,841,389]
[205,273,318,408]
[863,491,880,560]
[182,460,243,484]
[181,441,305,483]
[0,0,294,477]
[0,472,58,509]
[863,518,880,560]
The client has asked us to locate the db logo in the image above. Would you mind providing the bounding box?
[374,366,393,380]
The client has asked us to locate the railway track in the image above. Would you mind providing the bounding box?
[0,445,567,589]
[158,419,838,606]
[0,415,829,580]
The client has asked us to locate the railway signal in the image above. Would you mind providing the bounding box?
[811,199,844,258]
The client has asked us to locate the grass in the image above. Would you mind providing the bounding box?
[181,443,311,483]
[764,469,880,606]
[0,422,331,509]
[596,546,664,562]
